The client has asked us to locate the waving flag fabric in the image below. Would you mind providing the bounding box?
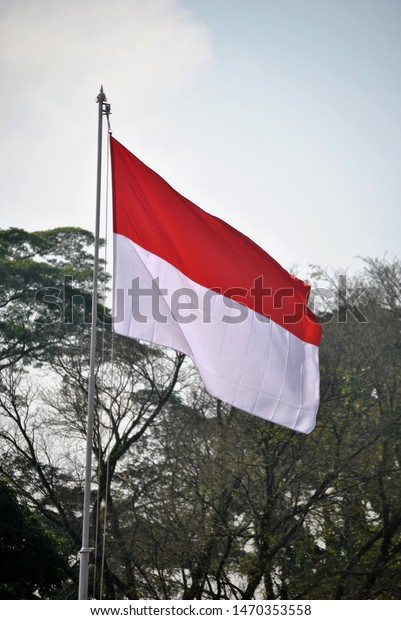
[110,136,321,433]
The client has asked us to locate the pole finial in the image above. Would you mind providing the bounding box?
[97,85,106,103]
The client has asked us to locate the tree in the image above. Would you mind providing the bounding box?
[0,331,188,598]
[0,226,105,370]
[0,478,68,599]
[1,226,401,600]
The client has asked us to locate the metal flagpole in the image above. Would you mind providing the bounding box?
[78,86,108,600]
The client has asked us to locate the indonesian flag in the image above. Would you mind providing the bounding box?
[110,137,322,433]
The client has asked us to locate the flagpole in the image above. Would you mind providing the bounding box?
[78,85,107,600]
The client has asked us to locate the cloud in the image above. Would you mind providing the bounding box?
[0,0,211,97]
[0,0,212,230]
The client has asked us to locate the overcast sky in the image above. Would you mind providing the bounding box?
[1,0,400,274]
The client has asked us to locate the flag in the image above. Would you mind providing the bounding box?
[110,137,321,433]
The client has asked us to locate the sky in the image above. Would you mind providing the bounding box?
[1,0,400,275]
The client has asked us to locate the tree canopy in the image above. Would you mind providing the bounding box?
[0,479,67,599]
[0,227,401,599]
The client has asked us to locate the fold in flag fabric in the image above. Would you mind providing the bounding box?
[110,136,322,433]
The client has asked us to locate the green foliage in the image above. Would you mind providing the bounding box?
[1,227,401,600]
[0,227,108,370]
[0,479,68,599]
